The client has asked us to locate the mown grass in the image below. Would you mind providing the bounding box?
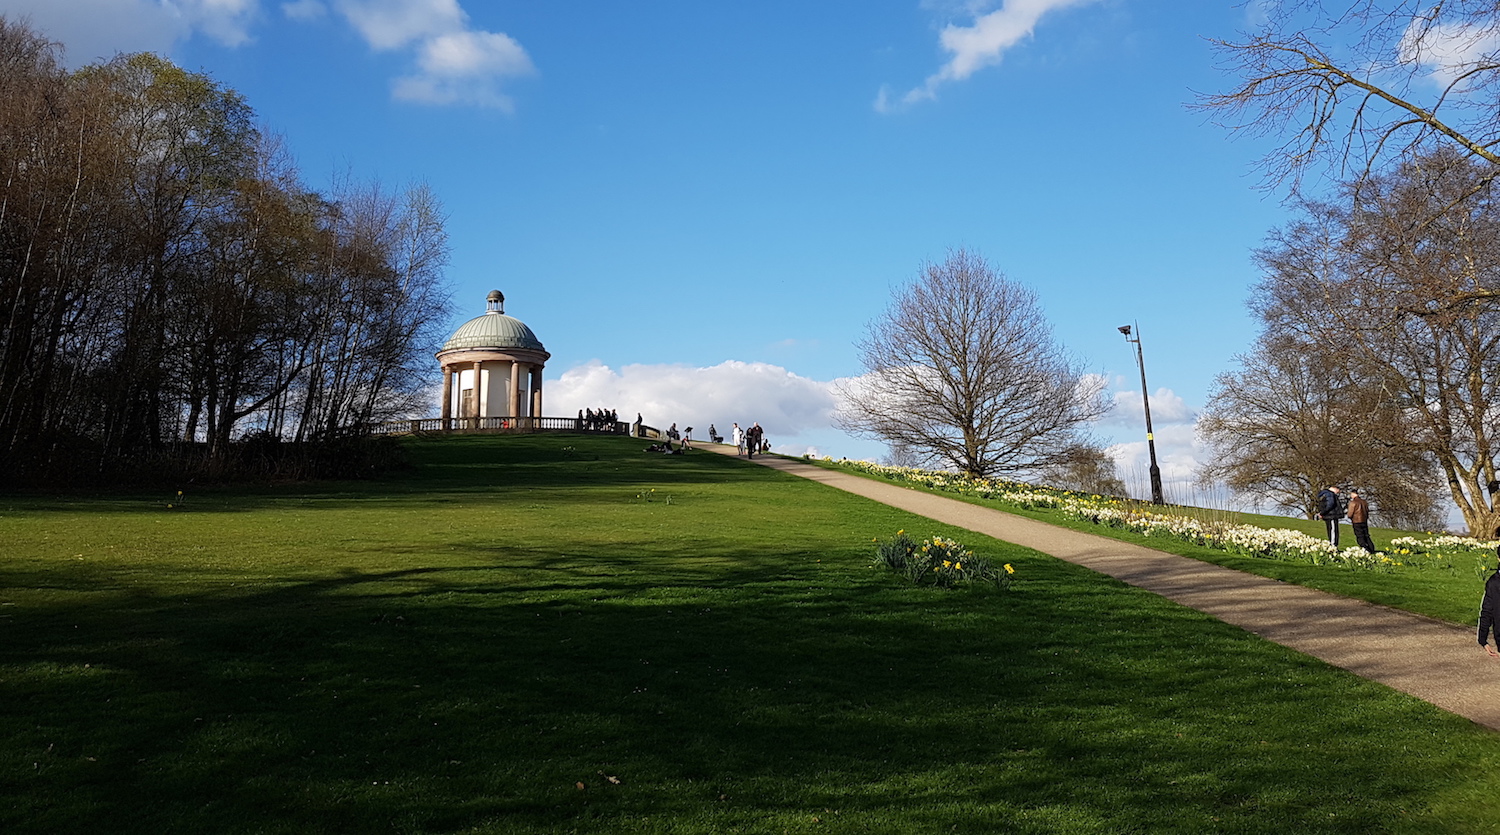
[805,458,1493,627]
[3,434,1500,833]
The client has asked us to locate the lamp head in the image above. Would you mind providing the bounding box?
[1118,325,1132,337]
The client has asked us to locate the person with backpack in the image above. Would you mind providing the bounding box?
[1315,485,1344,547]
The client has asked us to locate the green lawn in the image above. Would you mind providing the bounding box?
[3,434,1500,833]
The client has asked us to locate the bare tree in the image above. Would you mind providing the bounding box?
[1197,335,1443,529]
[1248,148,1500,533]
[1199,1,1500,192]
[1034,442,1128,497]
[837,249,1108,477]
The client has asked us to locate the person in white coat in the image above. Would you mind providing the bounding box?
[732,423,744,454]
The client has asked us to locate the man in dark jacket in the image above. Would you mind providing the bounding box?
[1479,550,1500,658]
[1346,489,1376,554]
[1316,485,1343,548]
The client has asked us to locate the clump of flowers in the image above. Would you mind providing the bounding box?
[872,530,1010,589]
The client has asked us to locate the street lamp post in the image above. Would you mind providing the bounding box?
[1118,324,1165,505]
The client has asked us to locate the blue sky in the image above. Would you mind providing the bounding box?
[9,0,1296,501]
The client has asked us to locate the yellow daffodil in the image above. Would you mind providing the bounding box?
[954,562,962,571]
[942,560,952,568]
[1004,563,1015,574]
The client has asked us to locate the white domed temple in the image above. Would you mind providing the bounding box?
[436,290,551,429]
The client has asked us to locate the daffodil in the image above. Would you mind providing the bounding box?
[1004,564,1015,574]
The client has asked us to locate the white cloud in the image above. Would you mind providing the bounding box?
[392,27,533,108]
[1102,385,1195,428]
[333,0,462,50]
[183,0,259,47]
[0,0,533,109]
[546,359,840,447]
[1,0,189,66]
[331,0,535,109]
[281,0,326,22]
[1399,17,1500,88]
[883,0,1097,111]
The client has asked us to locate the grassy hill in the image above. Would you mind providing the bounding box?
[3,434,1500,833]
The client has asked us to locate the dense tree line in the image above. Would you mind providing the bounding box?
[0,19,449,485]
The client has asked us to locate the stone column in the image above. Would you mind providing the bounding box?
[441,366,453,430]
[508,360,521,420]
[530,366,543,421]
[472,361,483,426]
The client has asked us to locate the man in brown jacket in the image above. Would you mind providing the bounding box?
[1347,489,1377,554]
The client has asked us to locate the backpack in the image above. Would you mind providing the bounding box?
[1318,489,1343,519]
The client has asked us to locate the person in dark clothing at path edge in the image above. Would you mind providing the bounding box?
[1346,489,1376,554]
[744,423,763,459]
[1316,485,1343,548]
[1478,540,1500,658]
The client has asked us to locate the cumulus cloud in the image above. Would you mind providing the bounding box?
[334,0,462,49]
[1400,17,1500,88]
[1102,385,1195,428]
[880,0,1098,112]
[391,27,533,108]
[332,0,535,109]
[545,360,841,450]
[1092,381,1210,504]
[1,0,191,65]
[3,0,533,109]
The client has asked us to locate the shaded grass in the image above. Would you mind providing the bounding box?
[3,434,1500,833]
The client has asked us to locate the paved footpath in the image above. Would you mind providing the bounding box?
[709,444,1500,730]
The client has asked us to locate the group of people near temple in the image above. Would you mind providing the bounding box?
[578,407,618,431]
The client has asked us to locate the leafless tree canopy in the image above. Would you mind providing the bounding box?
[1200,1,1500,191]
[1197,335,1444,530]
[0,18,450,483]
[1226,148,1500,533]
[837,249,1108,478]
[1035,443,1128,497]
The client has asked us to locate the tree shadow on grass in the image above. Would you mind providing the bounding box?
[1,550,1487,834]
[0,435,784,515]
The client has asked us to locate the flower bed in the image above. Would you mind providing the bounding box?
[823,458,1497,573]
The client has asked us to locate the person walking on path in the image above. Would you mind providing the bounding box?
[745,422,763,459]
[732,423,744,455]
[1346,489,1376,554]
[1316,485,1343,547]
[1479,549,1500,658]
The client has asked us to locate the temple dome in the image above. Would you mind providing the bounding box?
[440,291,546,352]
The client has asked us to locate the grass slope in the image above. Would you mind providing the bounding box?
[2,434,1499,833]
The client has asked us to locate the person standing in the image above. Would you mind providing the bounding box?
[1479,546,1500,658]
[1346,489,1376,554]
[732,423,744,454]
[1315,485,1343,547]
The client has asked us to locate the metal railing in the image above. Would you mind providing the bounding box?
[370,416,658,438]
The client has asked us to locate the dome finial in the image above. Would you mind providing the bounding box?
[486,289,505,314]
